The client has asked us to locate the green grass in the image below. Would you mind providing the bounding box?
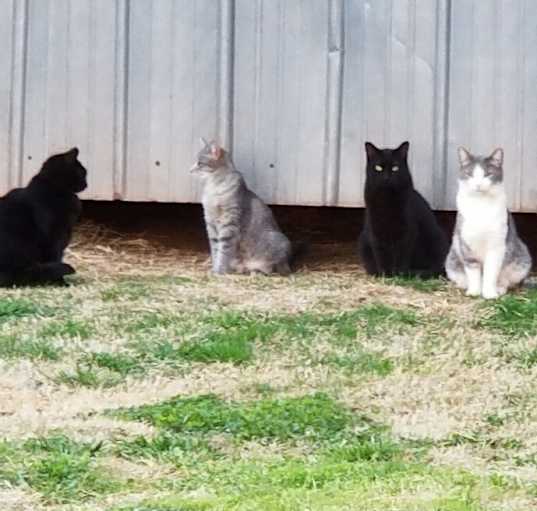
[111,459,498,511]
[89,351,144,376]
[38,319,92,339]
[50,304,420,388]
[0,334,62,361]
[56,365,106,388]
[383,276,447,293]
[0,435,120,504]
[175,336,253,364]
[114,432,218,467]
[0,297,53,321]
[479,288,537,337]
[320,350,394,376]
[114,393,351,441]
[101,280,151,301]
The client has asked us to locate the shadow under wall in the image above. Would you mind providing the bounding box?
[80,201,537,269]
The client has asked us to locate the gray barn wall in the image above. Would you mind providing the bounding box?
[1,0,536,210]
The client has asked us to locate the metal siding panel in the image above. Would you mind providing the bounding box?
[124,0,232,203]
[519,0,537,211]
[338,0,444,207]
[5,0,534,209]
[0,0,16,192]
[21,0,124,199]
[447,0,537,212]
[233,0,330,206]
[0,0,27,193]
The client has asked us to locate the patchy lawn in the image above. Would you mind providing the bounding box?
[1,223,537,511]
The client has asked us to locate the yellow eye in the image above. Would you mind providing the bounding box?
[392,165,399,172]
[374,165,383,172]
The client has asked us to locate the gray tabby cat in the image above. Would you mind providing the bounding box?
[445,147,531,299]
[190,139,293,275]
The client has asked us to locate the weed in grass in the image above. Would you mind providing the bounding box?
[1,435,119,504]
[323,432,403,463]
[101,280,151,302]
[123,311,182,334]
[38,319,92,340]
[56,365,107,388]
[114,432,218,468]
[479,288,537,337]
[177,335,253,364]
[0,334,62,361]
[0,440,22,484]
[56,351,145,388]
[515,347,537,368]
[249,382,277,395]
[114,393,351,441]
[89,351,144,376]
[485,414,507,427]
[320,350,394,376]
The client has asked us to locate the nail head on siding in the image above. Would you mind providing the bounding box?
[269,163,275,168]
[155,161,160,166]
[28,156,32,160]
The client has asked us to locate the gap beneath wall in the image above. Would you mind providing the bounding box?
[81,201,537,269]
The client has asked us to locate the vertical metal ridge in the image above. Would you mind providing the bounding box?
[406,0,416,147]
[8,0,28,188]
[383,0,393,142]
[516,0,527,211]
[87,1,97,172]
[113,0,129,200]
[432,0,451,209]
[468,1,475,147]
[252,0,262,188]
[167,0,178,203]
[273,1,285,201]
[359,0,367,198]
[219,0,234,149]
[64,0,71,145]
[323,0,344,206]
[493,0,500,146]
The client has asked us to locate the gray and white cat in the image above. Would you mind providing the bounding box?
[445,147,531,299]
[190,139,294,275]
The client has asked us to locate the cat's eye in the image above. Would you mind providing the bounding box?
[374,165,383,172]
[392,165,399,172]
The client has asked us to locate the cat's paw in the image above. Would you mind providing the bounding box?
[482,288,501,300]
[465,288,481,297]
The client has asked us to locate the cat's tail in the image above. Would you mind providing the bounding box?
[0,262,75,287]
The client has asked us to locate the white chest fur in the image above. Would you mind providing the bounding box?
[457,187,508,261]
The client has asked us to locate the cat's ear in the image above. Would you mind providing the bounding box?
[64,147,79,164]
[210,142,222,160]
[457,147,472,167]
[199,137,209,149]
[364,142,379,160]
[394,141,409,159]
[489,148,503,168]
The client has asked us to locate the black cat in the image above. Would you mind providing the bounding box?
[0,147,87,286]
[358,141,448,278]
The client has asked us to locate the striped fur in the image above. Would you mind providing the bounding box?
[191,140,293,275]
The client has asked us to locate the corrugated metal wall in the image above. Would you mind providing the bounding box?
[1,0,536,210]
